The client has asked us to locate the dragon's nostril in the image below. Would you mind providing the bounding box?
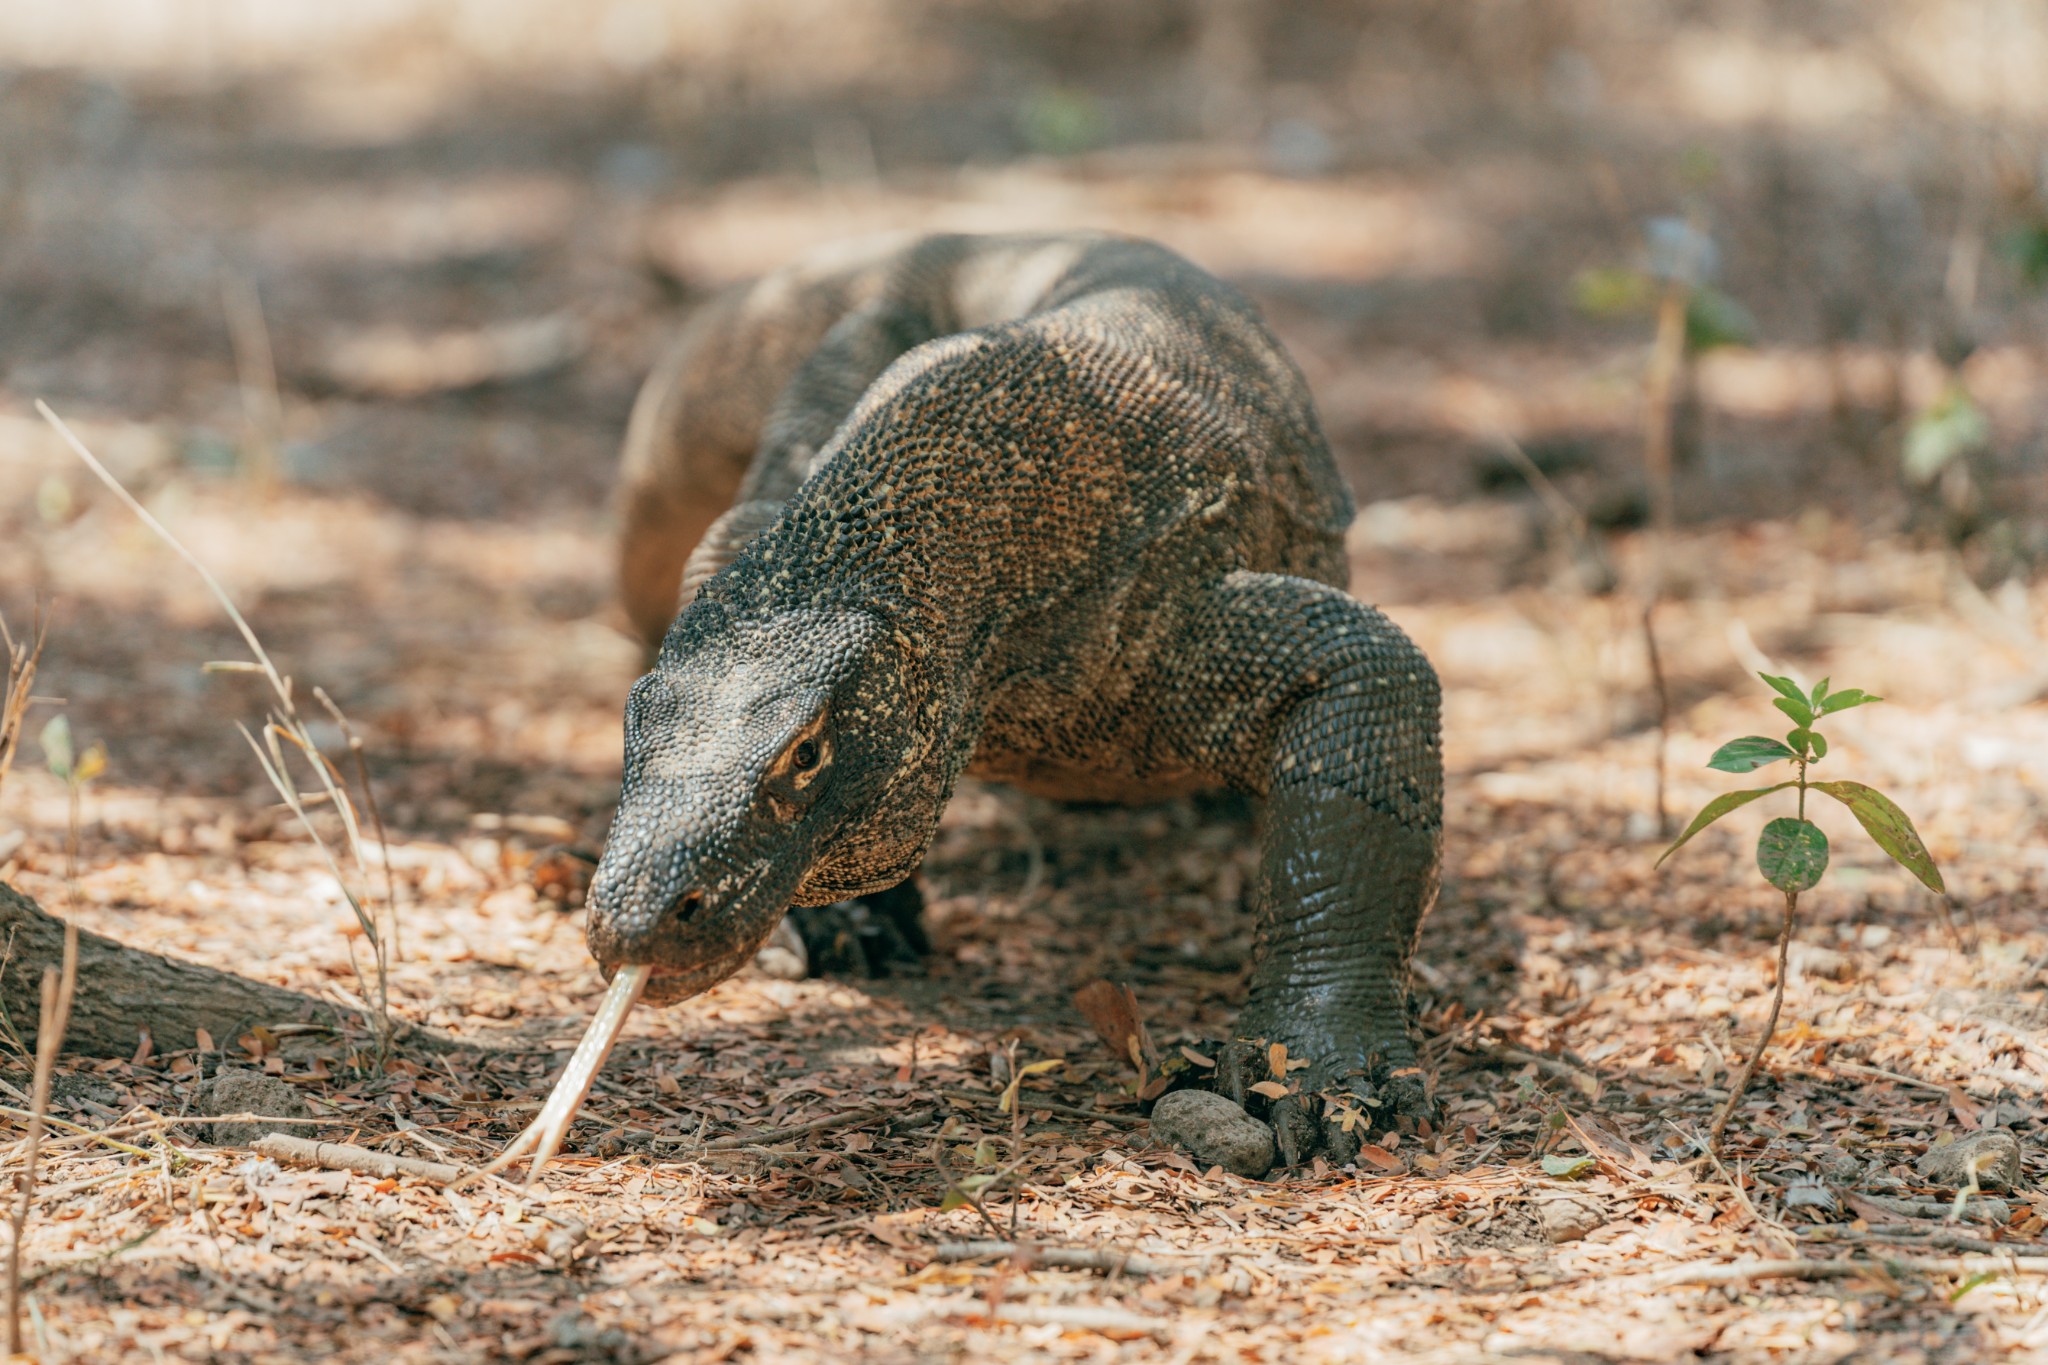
[674,893,704,923]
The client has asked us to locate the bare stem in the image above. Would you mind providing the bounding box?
[7,923,77,1354]
[1643,281,1687,557]
[315,688,401,965]
[1642,601,1670,839]
[1710,889,1798,1153]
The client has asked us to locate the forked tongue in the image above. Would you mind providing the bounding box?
[472,964,650,1185]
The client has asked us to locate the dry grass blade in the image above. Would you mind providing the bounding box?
[35,400,393,1052]
[0,608,47,804]
[220,270,282,496]
[6,922,76,1355]
[37,401,287,703]
[466,964,649,1187]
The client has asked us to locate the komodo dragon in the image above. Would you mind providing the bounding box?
[589,231,1442,1168]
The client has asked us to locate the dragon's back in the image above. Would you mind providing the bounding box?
[639,232,1359,804]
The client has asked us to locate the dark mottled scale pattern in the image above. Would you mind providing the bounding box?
[598,232,1444,1157]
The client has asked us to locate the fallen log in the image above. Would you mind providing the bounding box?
[0,880,352,1057]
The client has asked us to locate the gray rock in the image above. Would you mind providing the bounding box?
[1150,1089,1276,1179]
[753,915,808,980]
[190,1070,310,1147]
[1532,1189,1608,1244]
[1916,1130,2024,1192]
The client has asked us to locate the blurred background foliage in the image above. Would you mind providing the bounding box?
[1,0,2046,580]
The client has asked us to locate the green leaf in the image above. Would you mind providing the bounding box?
[1757,817,1829,893]
[1816,688,1880,716]
[1707,736,1797,773]
[1684,286,1756,354]
[1810,780,1945,895]
[2002,223,2048,289]
[1656,783,1797,867]
[1773,696,1815,727]
[1541,1153,1597,1179]
[1811,678,1831,706]
[1903,385,1988,485]
[1759,674,1811,707]
[72,743,106,785]
[1015,86,1106,156]
[1571,265,1656,319]
[1786,728,1827,761]
[39,715,73,780]
[1951,1269,2000,1303]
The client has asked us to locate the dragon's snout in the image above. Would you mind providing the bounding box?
[587,871,779,1006]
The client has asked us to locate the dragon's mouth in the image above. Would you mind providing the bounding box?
[588,862,787,1005]
[632,960,729,1006]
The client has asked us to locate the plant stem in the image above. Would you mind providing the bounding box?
[1710,888,1798,1154]
[1642,601,1670,839]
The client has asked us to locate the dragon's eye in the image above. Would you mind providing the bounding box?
[792,739,819,771]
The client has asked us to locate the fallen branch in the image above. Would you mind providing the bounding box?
[0,883,463,1058]
[932,1240,1163,1276]
[253,1134,465,1185]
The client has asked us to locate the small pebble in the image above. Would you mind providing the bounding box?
[1916,1130,2024,1192]
[1150,1090,1275,1179]
[190,1070,310,1147]
[753,916,808,980]
[1532,1189,1608,1243]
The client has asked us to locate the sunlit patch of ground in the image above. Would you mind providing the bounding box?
[2,464,2045,1362]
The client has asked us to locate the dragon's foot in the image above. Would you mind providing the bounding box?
[754,880,928,981]
[1178,1033,1434,1170]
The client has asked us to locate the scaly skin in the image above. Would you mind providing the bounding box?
[595,232,1443,1162]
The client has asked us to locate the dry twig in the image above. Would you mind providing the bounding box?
[253,1134,465,1185]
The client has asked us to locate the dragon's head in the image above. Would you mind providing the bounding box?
[586,601,926,1005]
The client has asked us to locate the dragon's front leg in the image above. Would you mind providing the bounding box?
[1157,571,1443,1166]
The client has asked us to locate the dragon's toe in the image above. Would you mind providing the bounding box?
[1183,1034,1435,1170]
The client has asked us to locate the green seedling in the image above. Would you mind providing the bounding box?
[1656,674,1945,1151]
[40,715,105,885]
